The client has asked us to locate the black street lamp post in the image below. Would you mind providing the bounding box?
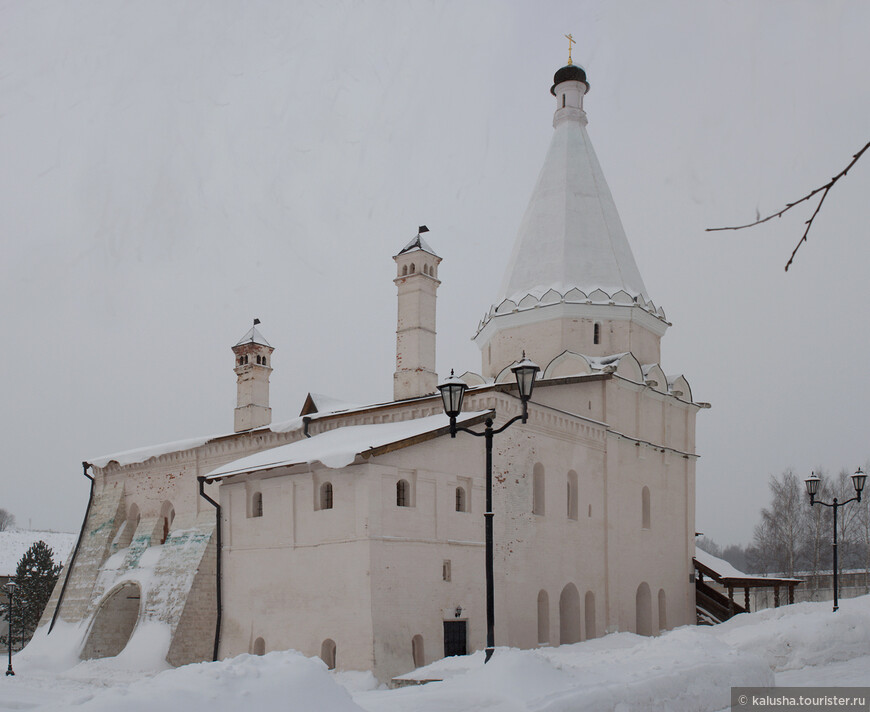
[804,468,866,612]
[4,580,16,676]
[438,355,539,663]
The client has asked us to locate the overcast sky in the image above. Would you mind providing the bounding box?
[2,1,868,546]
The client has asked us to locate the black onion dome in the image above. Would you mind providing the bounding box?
[550,64,589,95]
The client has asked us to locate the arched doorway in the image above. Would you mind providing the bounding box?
[559,583,581,644]
[636,582,652,636]
[80,582,141,659]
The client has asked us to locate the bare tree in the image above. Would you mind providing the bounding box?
[802,470,832,581]
[707,140,870,271]
[0,509,14,531]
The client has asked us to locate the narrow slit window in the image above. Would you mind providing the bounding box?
[397,479,410,507]
[320,482,334,510]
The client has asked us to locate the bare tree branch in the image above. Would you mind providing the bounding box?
[707,140,870,271]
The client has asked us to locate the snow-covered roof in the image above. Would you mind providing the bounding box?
[494,77,652,309]
[205,412,487,481]
[299,392,361,416]
[0,530,77,576]
[234,325,271,348]
[396,231,439,258]
[694,547,802,584]
[90,433,221,469]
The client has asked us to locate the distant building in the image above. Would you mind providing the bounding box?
[33,59,704,682]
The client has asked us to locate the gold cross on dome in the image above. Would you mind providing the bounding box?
[565,33,576,65]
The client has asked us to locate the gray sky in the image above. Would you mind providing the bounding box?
[2,1,868,546]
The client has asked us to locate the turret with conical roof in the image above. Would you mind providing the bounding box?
[474,60,668,378]
[232,320,274,432]
[393,226,442,400]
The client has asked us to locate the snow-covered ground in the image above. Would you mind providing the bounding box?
[2,595,868,712]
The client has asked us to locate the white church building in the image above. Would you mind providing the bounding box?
[35,59,703,683]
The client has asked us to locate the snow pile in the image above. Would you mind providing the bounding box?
[22,650,363,712]
[382,629,770,712]
[712,595,870,672]
[0,529,77,576]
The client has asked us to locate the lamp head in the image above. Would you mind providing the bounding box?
[437,370,467,420]
[852,467,866,498]
[510,353,540,402]
[805,473,821,500]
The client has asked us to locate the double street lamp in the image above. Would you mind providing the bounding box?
[438,355,540,663]
[804,468,866,612]
[4,580,16,676]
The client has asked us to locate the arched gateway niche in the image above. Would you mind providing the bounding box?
[80,582,141,659]
[559,583,581,644]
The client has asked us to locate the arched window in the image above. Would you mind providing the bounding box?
[532,463,545,515]
[455,486,466,512]
[658,589,667,631]
[410,263,415,274]
[321,639,336,670]
[397,479,410,507]
[253,637,265,656]
[320,482,334,510]
[252,491,263,518]
[636,582,652,636]
[537,590,549,644]
[559,583,581,644]
[238,356,243,366]
[567,470,578,520]
[412,634,425,668]
[562,94,566,108]
[593,322,601,345]
[402,265,408,276]
[585,591,596,639]
[642,486,651,529]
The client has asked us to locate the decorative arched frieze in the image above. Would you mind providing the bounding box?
[668,375,693,402]
[457,371,486,386]
[564,288,587,302]
[540,288,562,305]
[614,353,643,383]
[642,364,668,393]
[543,350,592,379]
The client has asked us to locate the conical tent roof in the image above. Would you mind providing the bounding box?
[234,325,271,348]
[496,70,650,306]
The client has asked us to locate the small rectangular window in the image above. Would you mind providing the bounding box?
[442,560,451,582]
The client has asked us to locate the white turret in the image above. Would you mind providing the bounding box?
[232,321,274,432]
[393,227,441,401]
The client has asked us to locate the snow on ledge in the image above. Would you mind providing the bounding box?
[205,412,488,480]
